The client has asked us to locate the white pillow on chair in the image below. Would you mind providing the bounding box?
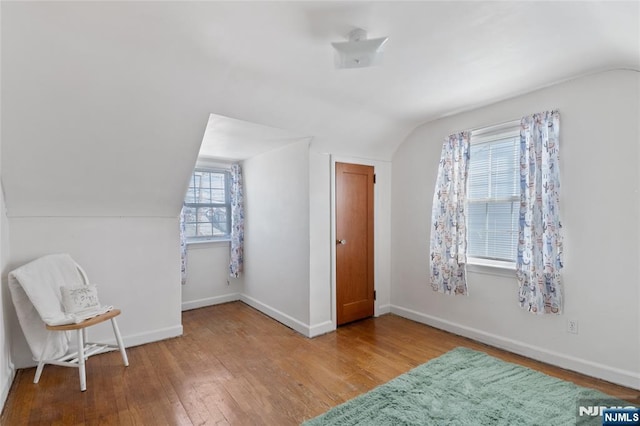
[60,285,101,314]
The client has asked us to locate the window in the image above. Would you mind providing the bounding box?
[183,169,231,241]
[467,123,520,266]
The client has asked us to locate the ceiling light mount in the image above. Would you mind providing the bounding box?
[331,28,388,69]
[347,28,367,42]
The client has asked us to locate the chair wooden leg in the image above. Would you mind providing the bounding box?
[34,332,53,384]
[110,318,129,367]
[77,329,86,392]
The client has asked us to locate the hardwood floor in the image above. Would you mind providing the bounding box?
[2,302,638,425]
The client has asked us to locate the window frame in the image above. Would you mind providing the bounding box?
[183,167,232,243]
[466,121,520,270]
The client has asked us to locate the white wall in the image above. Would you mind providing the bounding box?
[0,18,16,398]
[181,241,242,310]
[241,141,311,334]
[391,69,640,389]
[2,2,205,219]
[308,151,333,336]
[8,217,183,368]
[0,186,13,407]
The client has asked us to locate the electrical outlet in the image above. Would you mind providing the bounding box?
[567,319,578,334]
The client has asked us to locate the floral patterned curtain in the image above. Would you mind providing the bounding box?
[517,110,563,314]
[229,163,245,278]
[179,206,187,285]
[430,132,470,295]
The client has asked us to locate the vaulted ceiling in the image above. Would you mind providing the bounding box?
[2,1,638,217]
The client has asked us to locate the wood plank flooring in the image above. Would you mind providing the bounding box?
[2,301,638,425]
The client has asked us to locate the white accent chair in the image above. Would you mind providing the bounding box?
[9,254,129,391]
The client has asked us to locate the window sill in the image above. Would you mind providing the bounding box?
[467,257,516,278]
[186,239,230,249]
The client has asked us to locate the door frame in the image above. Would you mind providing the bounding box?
[330,155,389,327]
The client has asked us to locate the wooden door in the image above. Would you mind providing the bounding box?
[336,162,374,326]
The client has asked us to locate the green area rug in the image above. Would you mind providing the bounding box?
[303,347,635,426]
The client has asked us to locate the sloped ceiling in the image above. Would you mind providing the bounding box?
[1,1,638,217]
[199,114,312,162]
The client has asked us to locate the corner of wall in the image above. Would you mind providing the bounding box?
[0,179,15,409]
[239,294,312,337]
[0,361,15,412]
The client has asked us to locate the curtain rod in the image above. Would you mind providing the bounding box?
[470,118,521,136]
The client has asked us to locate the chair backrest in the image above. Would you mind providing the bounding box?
[76,263,90,287]
[10,254,86,324]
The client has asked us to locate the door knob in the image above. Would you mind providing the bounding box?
[337,239,347,245]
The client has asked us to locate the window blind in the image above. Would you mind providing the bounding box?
[183,169,231,240]
[467,131,519,262]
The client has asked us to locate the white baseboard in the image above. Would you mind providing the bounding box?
[183,294,336,338]
[240,294,318,337]
[376,304,391,316]
[121,324,183,348]
[182,293,240,311]
[0,363,15,410]
[391,305,640,390]
[309,320,335,337]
